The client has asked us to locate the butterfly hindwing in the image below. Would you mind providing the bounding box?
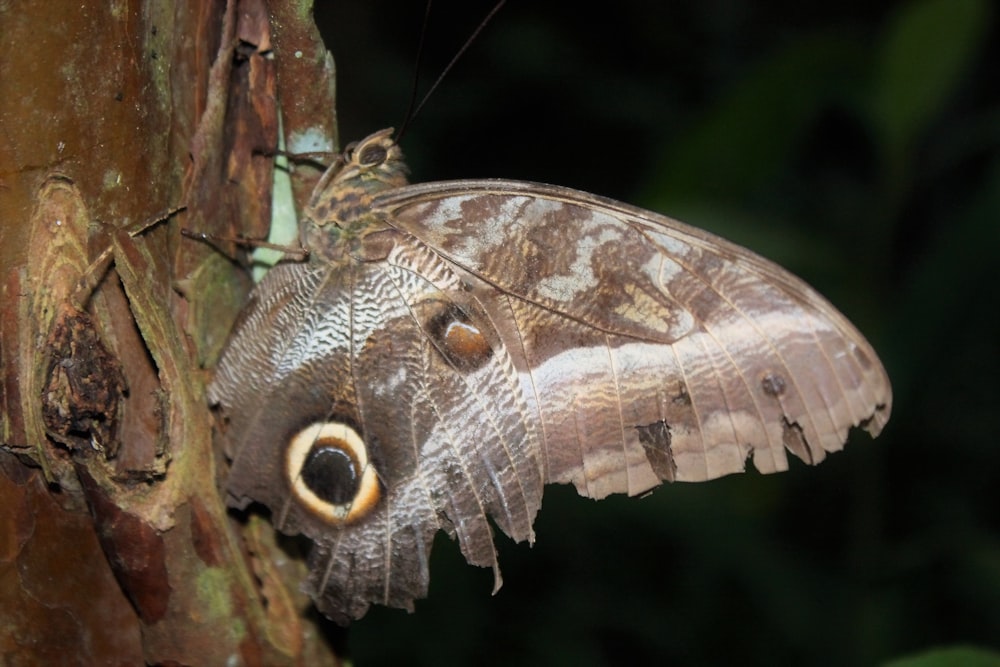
[212,227,543,623]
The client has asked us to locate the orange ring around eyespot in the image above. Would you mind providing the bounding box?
[285,422,381,525]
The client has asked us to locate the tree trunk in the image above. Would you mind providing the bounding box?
[0,1,340,663]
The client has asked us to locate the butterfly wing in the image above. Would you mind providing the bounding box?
[210,241,543,623]
[212,174,891,623]
[371,179,892,499]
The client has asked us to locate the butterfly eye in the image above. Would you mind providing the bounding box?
[342,140,360,159]
[357,144,388,167]
[286,422,381,525]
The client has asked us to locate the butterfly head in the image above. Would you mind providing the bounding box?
[302,129,410,250]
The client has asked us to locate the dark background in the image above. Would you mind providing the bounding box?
[313,1,1000,664]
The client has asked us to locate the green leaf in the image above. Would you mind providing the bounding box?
[640,31,865,219]
[872,0,989,158]
[881,645,1000,667]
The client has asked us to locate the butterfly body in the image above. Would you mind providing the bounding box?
[209,129,891,623]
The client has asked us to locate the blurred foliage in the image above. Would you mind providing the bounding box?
[314,1,1000,665]
[884,646,1000,667]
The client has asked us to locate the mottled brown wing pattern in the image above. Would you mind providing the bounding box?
[373,180,892,498]
[210,230,543,623]
[211,130,891,624]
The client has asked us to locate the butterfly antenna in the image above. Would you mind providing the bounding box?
[396,0,506,142]
[398,0,434,141]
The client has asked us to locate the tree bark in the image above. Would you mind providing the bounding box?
[0,1,340,663]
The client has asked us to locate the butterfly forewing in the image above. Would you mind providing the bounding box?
[371,179,892,497]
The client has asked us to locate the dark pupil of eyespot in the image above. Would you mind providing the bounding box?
[301,444,358,505]
[358,145,387,166]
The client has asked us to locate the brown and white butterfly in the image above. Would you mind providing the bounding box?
[209,128,891,624]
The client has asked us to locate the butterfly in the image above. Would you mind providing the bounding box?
[208,127,891,624]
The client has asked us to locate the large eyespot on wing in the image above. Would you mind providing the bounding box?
[372,180,891,498]
[286,421,381,525]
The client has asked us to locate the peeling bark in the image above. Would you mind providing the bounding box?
[1,0,341,663]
